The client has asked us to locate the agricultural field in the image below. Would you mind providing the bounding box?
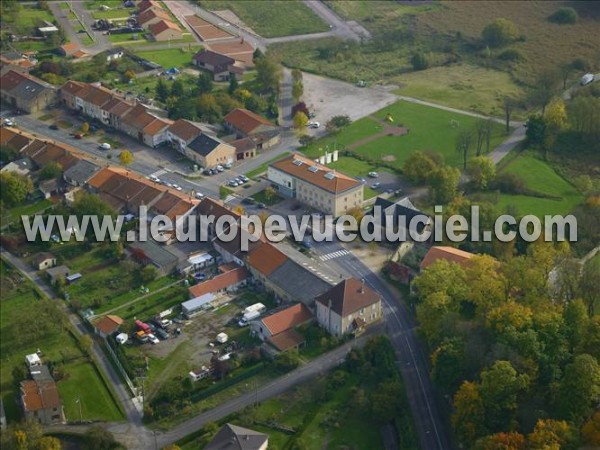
[302,100,507,172]
[200,0,330,37]
[0,260,123,423]
[490,152,583,217]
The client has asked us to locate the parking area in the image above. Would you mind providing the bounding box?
[302,72,397,133]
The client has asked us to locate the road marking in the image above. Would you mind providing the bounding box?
[223,195,236,204]
[319,249,350,261]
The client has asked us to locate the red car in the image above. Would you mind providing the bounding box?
[73,133,83,139]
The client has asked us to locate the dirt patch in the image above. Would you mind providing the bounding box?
[382,155,396,162]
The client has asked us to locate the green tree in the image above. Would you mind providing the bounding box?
[479,360,529,431]
[119,150,134,166]
[456,128,474,170]
[0,144,19,163]
[38,436,63,450]
[452,381,487,447]
[228,75,238,94]
[255,53,281,93]
[530,71,560,115]
[292,80,303,101]
[370,379,405,422]
[503,96,516,134]
[293,111,308,129]
[558,353,600,423]
[525,115,546,147]
[196,93,222,123]
[482,18,519,47]
[171,79,184,97]
[169,96,197,121]
[124,69,136,81]
[325,115,351,133]
[264,186,276,202]
[467,156,496,190]
[0,172,33,206]
[196,71,213,94]
[39,161,63,181]
[155,78,169,102]
[83,426,120,450]
[73,192,115,218]
[527,419,575,450]
[402,151,440,184]
[429,166,460,204]
[431,337,465,392]
[79,334,93,357]
[140,265,158,284]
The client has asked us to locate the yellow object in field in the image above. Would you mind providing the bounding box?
[385,114,394,123]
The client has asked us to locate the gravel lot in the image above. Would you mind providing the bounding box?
[302,73,398,135]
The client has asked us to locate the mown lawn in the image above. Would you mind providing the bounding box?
[134,47,202,69]
[201,1,329,37]
[491,153,583,217]
[91,8,132,20]
[304,101,507,170]
[1,199,53,227]
[58,361,123,421]
[252,189,282,206]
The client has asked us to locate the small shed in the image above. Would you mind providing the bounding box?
[66,273,82,284]
[46,265,70,285]
[188,253,214,270]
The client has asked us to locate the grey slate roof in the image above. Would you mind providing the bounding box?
[187,133,222,157]
[205,423,268,450]
[268,259,332,303]
[63,159,100,185]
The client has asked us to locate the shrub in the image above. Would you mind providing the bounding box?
[410,52,430,71]
[498,48,525,62]
[549,7,578,24]
[490,172,527,194]
[481,18,519,48]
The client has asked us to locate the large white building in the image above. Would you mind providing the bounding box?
[268,153,363,216]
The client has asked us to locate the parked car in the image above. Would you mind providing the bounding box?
[239,175,249,182]
[202,168,212,175]
[149,175,160,183]
[224,163,233,169]
[371,182,381,189]
[581,73,595,86]
[242,197,255,205]
[307,121,320,129]
[216,165,224,172]
[368,172,379,178]
[49,124,59,130]
[172,184,182,191]
[195,192,204,199]
[2,118,14,127]
[99,142,111,150]
[228,180,239,187]
[258,203,266,209]
[147,334,160,345]
[73,134,83,139]
[155,328,169,340]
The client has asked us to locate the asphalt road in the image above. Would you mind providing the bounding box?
[308,240,451,450]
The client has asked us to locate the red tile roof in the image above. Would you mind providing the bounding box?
[138,6,170,26]
[148,19,181,36]
[261,303,312,336]
[143,117,172,136]
[271,153,361,195]
[93,315,123,335]
[188,266,249,298]
[20,379,61,412]
[420,246,474,270]
[223,108,275,135]
[247,241,288,276]
[268,328,305,352]
[61,42,80,56]
[167,119,203,142]
[315,278,380,317]
[138,0,161,12]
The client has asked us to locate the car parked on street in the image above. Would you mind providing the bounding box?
[372,182,381,189]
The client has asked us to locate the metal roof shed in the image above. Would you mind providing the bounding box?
[182,293,216,317]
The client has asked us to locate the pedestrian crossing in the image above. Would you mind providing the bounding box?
[224,194,237,204]
[150,169,168,178]
[319,249,351,261]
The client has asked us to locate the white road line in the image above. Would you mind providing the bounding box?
[319,249,350,261]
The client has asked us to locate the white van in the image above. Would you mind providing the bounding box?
[99,142,111,150]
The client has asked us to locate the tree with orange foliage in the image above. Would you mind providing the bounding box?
[474,432,525,450]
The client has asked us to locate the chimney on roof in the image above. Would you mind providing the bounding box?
[360,278,365,294]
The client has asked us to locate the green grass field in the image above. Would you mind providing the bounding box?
[0,260,122,423]
[58,361,122,421]
[134,47,202,69]
[303,101,507,171]
[201,1,329,37]
[91,8,132,20]
[393,64,527,118]
[491,153,583,217]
